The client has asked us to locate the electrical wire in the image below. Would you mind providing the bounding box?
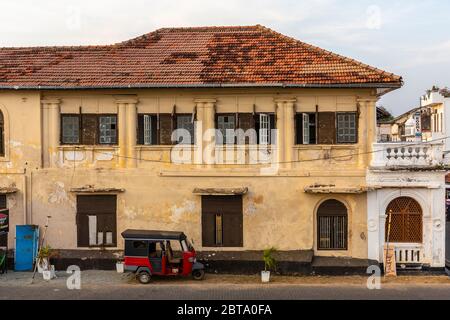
[73,135,450,166]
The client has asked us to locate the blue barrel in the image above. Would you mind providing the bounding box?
[15,225,39,271]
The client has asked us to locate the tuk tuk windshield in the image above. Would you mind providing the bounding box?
[181,239,194,252]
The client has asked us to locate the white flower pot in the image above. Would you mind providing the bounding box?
[37,258,49,274]
[116,262,124,273]
[261,271,271,283]
[50,265,56,278]
[43,270,52,281]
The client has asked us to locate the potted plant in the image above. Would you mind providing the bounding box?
[261,247,277,283]
[37,245,55,274]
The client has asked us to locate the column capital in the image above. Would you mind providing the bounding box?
[41,98,61,105]
[194,98,217,105]
[274,97,297,104]
[114,95,139,105]
[357,96,378,104]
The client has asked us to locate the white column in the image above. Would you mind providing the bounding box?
[115,96,139,168]
[194,98,216,165]
[117,102,127,168]
[275,98,296,168]
[126,100,138,168]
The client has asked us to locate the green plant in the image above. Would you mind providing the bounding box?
[263,247,277,272]
[38,245,56,259]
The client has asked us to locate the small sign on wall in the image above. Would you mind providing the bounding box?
[0,209,9,233]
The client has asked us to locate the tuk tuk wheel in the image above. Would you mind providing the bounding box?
[192,269,205,281]
[137,271,151,284]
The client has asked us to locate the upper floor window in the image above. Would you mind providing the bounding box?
[62,115,80,144]
[296,113,317,145]
[296,112,357,145]
[60,114,118,145]
[216,114,236,145]
[175,115,195,145]
[0,111,4,157]
[137,114,173,146]
[216,113,275,145]
[99,116,117,144]
[336,113,357,143]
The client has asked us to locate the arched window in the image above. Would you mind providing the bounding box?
[385,197,422,243]
[0,111,4,157]
[317,199,348,250]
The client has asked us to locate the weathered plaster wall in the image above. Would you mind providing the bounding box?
[0,88,374,260]
[27,169,368,258]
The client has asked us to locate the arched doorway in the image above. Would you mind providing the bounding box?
[317,199,348,250]
[385,197,423,243]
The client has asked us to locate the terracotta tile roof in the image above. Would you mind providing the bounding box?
[0,25,402,89]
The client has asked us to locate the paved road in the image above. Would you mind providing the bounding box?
[1,271,450,300]
[2,283,450,300]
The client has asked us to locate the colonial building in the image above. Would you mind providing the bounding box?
[0,25,413,271]
[370,86,449,270]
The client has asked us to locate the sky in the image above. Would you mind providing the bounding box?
[1,0,449,116]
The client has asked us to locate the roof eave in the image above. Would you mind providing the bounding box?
[0,82,403,91]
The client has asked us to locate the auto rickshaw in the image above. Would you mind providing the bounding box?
[121,229,205,284]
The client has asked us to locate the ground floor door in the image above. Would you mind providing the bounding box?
[201,195,243,248]
[385,197,423,243]
[76,195,117,247]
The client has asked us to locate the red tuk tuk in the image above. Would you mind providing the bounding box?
[121,229,205,284]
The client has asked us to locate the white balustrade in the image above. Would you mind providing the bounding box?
[372,142,444,168]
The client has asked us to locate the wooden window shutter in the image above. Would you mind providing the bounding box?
[239,113,255,144]
[238,113,254,132]
[81,114,98,145]
[137,114,144,145]
[159,114,173,145]
[201,196,243,247]
[201,214,215,247]
[77,195,117,247]
[76,214,89,247]
[295,114,303,145]
[222,211,243,247]
[318,112,336,144]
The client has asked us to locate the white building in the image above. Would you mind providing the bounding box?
[368,143,446,269]
[420,87,450,152]
[368,87,449,270]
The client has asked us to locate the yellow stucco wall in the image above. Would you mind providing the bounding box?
[0,88,376,259]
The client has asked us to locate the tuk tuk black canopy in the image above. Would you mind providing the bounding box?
[121,229,187,241]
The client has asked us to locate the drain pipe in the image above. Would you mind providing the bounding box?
[22,171,27,225]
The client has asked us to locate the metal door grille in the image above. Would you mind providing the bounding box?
[385,197,422,243]
[317,199,348,250]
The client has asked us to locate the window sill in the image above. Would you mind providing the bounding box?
[136,145,197,150]
[294,144,358,150]
[58,145,119,150]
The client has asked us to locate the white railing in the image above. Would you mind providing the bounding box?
[371,142,444,168]
[394,244,423,265]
